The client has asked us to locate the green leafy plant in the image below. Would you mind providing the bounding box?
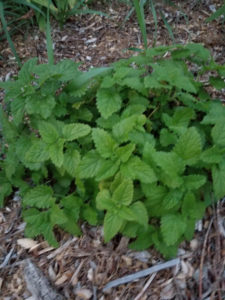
[0,43,225,257]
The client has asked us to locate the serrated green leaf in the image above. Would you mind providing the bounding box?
[104,211,123,242]
[96,189,114,211]
[92,128,117,158]
[182,192,205,220]
[0,107,18,143]
[115,143,135,163]
[60,195,82,235]
[183,219,196,241]
[201,146,222,164]
[209,76,225,90]
[23,185,54,208]
[79,150,105,179]
[16,135,41,170]
[82,206,98,225]
[63,149,80,177]
[60,194,82,214]
[121,156,157,184]
[161,214,186,246]
[152,231,179,258]
[152,151,185,175]
[96,88,122,119]
[129,225,155,250]
[10,97,25,126]
[25,140,49,163]
[122,104,146,118]
[130,201,148,228]
[39,121,59,144]
[4,146,18,180]
[151,60,197,93]
[63,123,91,141]
[112,178,133,206]
[97,114,120,129]
[160,128,177,147]
[174,127,202,165]
[129,131,155,148]
[211,120,225,147]
[50,205,68,225]
[26,95,56,119]
[60,220,81,236]
[96,159,120,181]
[186,43,210,62]
[0,181,12,207]
[144,75,169,89]
[142,183,167,205]
[212,162,225,199]
[118,206,136,221]
[163,189,183,210]
[100,75,115,88]
[23,209,58,247]
[183,175,206,190]
[160,170,184,189]
[164,107,195,130]
[122,222,140,238]
[121,77,145,94]
[48,138,64,168]
[18,57,37,82]
[112,115,139,142]
[201,101,225,125]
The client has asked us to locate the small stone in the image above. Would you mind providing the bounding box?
[190,239,198,251]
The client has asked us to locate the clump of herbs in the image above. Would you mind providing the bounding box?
[0,43,225,258]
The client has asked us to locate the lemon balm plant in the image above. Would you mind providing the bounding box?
[0,43,225,257]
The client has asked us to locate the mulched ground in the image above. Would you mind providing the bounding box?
[0,1,225,299]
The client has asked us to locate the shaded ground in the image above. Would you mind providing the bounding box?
[0,1,225,299]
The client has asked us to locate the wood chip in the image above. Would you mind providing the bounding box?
[55,274,68,286]
[75,288,93,299]
[17,238,38,249]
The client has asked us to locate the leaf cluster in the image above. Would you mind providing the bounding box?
[0,43,225,257]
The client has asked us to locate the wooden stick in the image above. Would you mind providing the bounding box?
[103,258,180,292]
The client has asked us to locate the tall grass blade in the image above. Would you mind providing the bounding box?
[159,9,175,43]
[133,0,148,50]
[149,0,157,46]
[206,3,225,22]
[46,0,54,65]
[0,1,22,67]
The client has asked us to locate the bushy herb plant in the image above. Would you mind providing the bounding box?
[0,43,225,257]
